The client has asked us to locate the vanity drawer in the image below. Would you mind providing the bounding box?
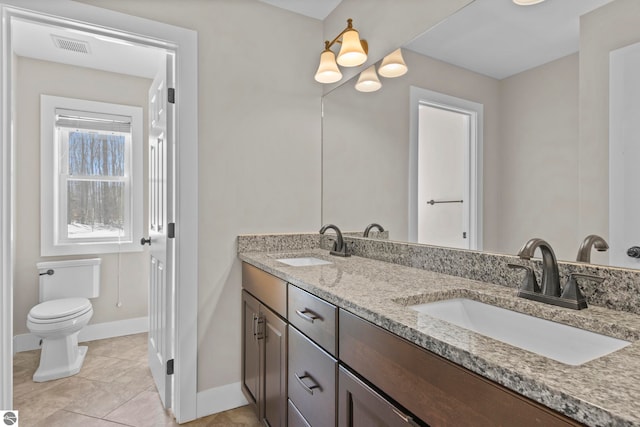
[287,399,311,427]
[242,262,287,318]
[288,325,337,427]
[288,284,337,356]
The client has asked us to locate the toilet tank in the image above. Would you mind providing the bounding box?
[37,258,101,302]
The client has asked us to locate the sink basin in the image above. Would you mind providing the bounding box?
[276,257,332,267]
[410,298,631,365]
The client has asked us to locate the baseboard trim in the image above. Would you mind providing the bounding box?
[13,316,148,353]
[196,382,248,419]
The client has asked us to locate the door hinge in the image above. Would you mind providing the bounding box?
[463,232,467,239]
[255,316,265,340]
[168,222,175,239]
[167,359,174,375]
[168,88,175,104]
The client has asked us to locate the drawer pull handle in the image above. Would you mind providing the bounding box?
[295,309,321,323]
[392,408,418,426]
[294,372,321,395]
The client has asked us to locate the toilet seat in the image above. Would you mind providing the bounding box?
[28,298,92,324]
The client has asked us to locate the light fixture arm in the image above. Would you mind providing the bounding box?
[324,19,368,55]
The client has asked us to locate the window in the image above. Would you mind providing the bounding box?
[41,95,143,255]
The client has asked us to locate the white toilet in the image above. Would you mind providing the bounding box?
[27,258,101,382]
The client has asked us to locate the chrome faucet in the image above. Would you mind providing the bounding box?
[517,238,560,297]
[576,234,609,263]
[363,223,384,238]
[510,238,603,310]
[319,224,350,257]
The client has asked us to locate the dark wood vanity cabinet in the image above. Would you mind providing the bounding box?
[339,309,583,427]
[241,263,288,427]
[242,262,584,427]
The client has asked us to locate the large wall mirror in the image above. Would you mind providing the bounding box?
[322,0,640,268]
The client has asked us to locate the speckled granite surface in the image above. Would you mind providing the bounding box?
[239,248,640,426]
[345,236,640,316]
[238,233,640,315]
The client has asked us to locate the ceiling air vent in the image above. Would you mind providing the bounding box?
[51,35,91,54]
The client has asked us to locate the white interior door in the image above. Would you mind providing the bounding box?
[610,41,640,269]
[146,52,175,408]
[417,103,470,249]
[409,87,483,250]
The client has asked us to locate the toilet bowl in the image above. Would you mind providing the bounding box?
[27,259,100,382]
[27,298,93,382]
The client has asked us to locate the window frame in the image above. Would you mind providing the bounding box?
[41,95,143,255]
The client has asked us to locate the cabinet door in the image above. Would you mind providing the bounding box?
[262,305,287,427]
[241,290,261,416]
[339,366,419,427]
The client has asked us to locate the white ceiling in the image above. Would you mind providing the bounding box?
[12,18,165,79]
[258,0,342,20]
[405,0,614,79]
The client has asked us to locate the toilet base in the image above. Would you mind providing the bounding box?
[32,332,88,382]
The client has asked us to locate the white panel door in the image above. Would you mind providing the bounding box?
[417,103,470,249]
[610,42,640,269]
[146,52,175,408]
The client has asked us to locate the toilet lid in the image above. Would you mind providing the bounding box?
[29,297,92,320]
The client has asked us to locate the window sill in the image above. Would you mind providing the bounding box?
[41,241,143,257]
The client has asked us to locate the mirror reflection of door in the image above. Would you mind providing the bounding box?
[410,87,482,250]
[417,103,470,248]
[609,40,640,269]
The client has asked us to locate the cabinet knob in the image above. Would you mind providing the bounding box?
[627,246,640,258]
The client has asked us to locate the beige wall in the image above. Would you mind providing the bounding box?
[579,0,640,265]
[77,0,323,392]
[497,53,580,259]
[13,56,151,334]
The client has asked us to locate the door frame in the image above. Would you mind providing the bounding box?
[0,1,198,422]
[408,86,483,250]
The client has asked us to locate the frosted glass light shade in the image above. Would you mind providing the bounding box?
[355,66,382,92]
[378,48,408,78]
[513,0,545,4]
[314,49,342,84]
[337,29,367,67]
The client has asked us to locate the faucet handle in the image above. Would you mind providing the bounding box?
[560,273,603,310]
[507,263,541,293]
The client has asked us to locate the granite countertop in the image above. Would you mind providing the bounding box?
[239,249,640,427]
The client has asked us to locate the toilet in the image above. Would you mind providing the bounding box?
[27,258,101,382]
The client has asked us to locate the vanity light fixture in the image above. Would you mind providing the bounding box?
[314,18,368,84]
[355,65,382,92]
[513,0,545,5]
[354,48,408,92]
[378,48,408,78]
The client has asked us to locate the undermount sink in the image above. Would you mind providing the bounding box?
[276,257,332,267]
[410,298,631,365]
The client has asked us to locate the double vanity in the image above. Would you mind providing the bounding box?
[238,234,640,426]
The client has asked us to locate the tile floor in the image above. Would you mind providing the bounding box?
[13,333,261,426]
